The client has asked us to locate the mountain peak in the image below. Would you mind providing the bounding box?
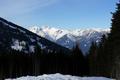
[28,26,109,54]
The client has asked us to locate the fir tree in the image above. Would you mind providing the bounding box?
[88,42,98,76]
[72,43,87,76]
[95,35,108,76]
[109,2,120,78]
[34,43,42,76]
[95,1,120,78]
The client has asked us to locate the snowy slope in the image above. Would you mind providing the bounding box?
[28,26,109,53]
[29,26,68,41]
[6,73,114,80]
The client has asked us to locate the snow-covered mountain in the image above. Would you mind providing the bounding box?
[28,26,109,54]
[0,17,70,54]
[6,73,113,80]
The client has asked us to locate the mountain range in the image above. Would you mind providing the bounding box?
[0,17,70,54]
[0,17,109,54]
[28,26,109,54]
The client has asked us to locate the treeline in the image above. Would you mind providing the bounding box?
[0,44,89,79]
[88,2,120,79]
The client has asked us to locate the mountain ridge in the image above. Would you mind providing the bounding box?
[0,17,70,54]
[28,26,109,54]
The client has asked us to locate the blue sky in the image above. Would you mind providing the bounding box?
[0,0,118,29]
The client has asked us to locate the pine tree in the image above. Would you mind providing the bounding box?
[88,41,98,76]
[109,2,120,79]
[72,43,86,76]
[34,43,42,75]
[95,35,108,76]
[96,1,120,78]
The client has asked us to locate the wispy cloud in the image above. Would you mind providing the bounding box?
[0,0,59,17]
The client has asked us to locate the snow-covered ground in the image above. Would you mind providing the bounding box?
[6,73,114,80]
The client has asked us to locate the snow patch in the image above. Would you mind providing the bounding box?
[29,45,35,53]
[6,73,114,80]
[28,26,68,41]
[30,38,36,42]
[36,37,41,41]
[9,25,17,29]
[11,39,26,51]
[18,29,26,33]
[38,42,46,49]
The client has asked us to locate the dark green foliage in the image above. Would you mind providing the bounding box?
[88,2,120,78]
[109,2,120,78]
[72,44,89,76]
[0,43,89,79]
[88,41,98,76]
[97,2,120,78]
[96,35,108,76]
[0,16,90,79]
